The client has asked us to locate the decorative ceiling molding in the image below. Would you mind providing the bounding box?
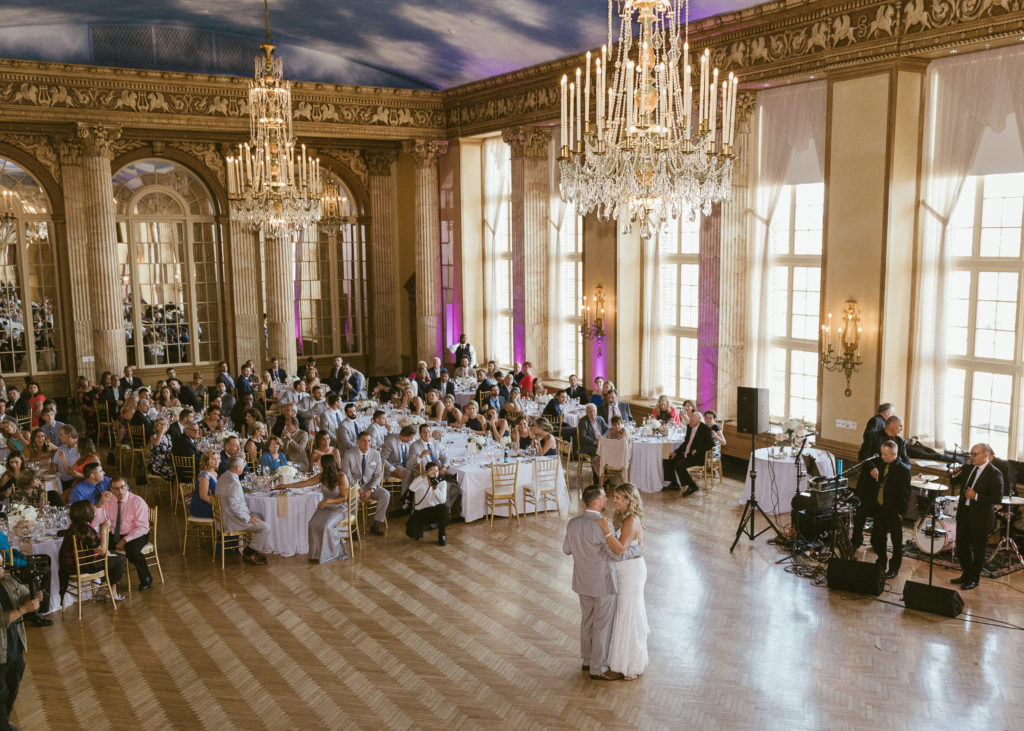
[320,148,370,189]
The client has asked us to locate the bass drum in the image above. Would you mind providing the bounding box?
[913,513,957,554]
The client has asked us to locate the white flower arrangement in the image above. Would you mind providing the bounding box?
[399,415,426,428]
[499,435,512,449]
[355,399,377,416]
[467,434,487,454]
[8,503,37,524]
[535,393,553,406]
[166,405,183,421]
[273,464,301,484]
[456,376,477,391]
[212,429,240,444]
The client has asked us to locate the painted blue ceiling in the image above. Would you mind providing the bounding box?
[0,0,759,90]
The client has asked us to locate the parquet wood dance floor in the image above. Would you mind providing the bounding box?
[12,466,1024,730]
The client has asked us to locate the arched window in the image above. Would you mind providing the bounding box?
[0,157,62,374]
[113,159,224,367]
[293,171,367,357]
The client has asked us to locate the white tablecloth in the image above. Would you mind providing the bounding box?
[244,489,321,557]
[629,437,685,493]
[742,447,836,515]
[455,392,476,408]
[451,457,569,523]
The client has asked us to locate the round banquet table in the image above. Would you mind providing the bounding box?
[629,436,686,493]
[244,488,321,557]
[450,456,570,523]
[22,536,71,614]
[454,392,476,408]
[742,447,837,515]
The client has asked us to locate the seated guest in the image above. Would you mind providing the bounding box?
[0,454,23,509]
[24,428,57,462]
[704,410,727,448]
[453,356,473,379]
[0,528,51,626]
[58,499,125,602]
[405,462,449,546]
[598,389,633,425]
[320,393,345,435]
[245,422,268,461]
[381,426,417,484]
[171,421,202,468]
[301,386,329,429]
[277,379,310,410]
[268,357,288,384]
[307,455,354,564]
[578,404,608,464]
[213,382,235,421]
[441,396,462,426]
[0,420,25,455]
[371,377,393,404]
[132,397,156,438]
[55,425,80,496]
[414,361,434,395]
[652,395,681,425]
[70,463,111,504]
[260,436,288,473]
[341,363,366,400]
[37,405,63,447]
[272,402,307,437]
[296,356,317,381]
[436,369,455,398]
[156,385,180,409]
[92,477,154,591]
[259,370,276,401]
[607,415,630,442]
[511,361,525,384]
[394,384,423,414]
[482,384,505,413]
[424,390,444,421]
[147,417,175,482]
[215,361,235,392]
[461,402,487,435]
[218,436,251,476]
[513,419,534,450]
[199,406,224,438]
[564,374,588,402]
[302,366,321,393]
[503,388,525,423]
[190,451,220,519]
[216,457,271,565]
[117,366,143,402]
[498,372,516,401]
[486,407,509,441]
[335,403,361,452]
[181,372,206,410]
[237,408,264,441]
[680,400,697,421]
[236,364,255,398]
[666,411,714,496]
[534,418,558,457]
[168,408,194,443]
[427,356,443,382]
[367,410,390,450]
[280,418,310,472]
[232,394,260,435]
[71,437,100,483]
[518,362,537,394]
[310,431,341,470]
[544,390,568,419]
[341,432,389,535]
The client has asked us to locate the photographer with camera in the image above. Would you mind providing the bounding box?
[0,558,43,728]
[405,462,449,546]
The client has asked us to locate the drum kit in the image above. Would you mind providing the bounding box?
[992,495,1024,569]
[911,476,955,554]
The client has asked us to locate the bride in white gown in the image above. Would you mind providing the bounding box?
[598,483,649,680]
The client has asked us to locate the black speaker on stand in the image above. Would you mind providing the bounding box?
[731,387,782,551]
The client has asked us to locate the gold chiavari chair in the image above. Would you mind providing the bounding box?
[704,449,724,488]
[524,456,562,518]
[178,477,215,556]
[211,496,251,570]
[125,425,148,493]
[486,462,520,526]
[575,432,595,488]
[63,532,118,620]
[125,506,164,591]
[338,483,361,554]
[171,455,196,516]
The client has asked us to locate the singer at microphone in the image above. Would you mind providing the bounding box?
[851,413,912,549]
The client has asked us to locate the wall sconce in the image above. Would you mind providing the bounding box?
[319,183,348,236]
[581,284,607,355]
[820,299,863,397]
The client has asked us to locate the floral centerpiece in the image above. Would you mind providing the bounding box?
[498,435,512,450]
[164,405,183,422]
[466,434,487,455]
[399,415,426,429]
[212,429,240,444]
[456,376,476,391]
[535,393,553,407]
[355,399,377,416]
[273,464,300,485]
[7,503,38,539]
[774,418,809,453]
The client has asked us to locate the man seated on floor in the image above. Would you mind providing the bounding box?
[406,424,462,518]
[70,462,112,504]
[404,462,449,546]
[216,456,270,565]
[92,476,155,591]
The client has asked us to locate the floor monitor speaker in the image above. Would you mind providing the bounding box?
[826,559,884,596]
[903,580,964,618]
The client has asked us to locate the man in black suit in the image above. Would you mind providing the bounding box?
[852,415,912,547]
[867,440,913,578]
[565,374,588,402]
[168,408,193,444]
[543,390,568,419]
[436,369,455,398]
[950,443,1004,590]
[667,411,714,496]
[326,355,344,390]
[215,361,235,392]
[859,402,895,459]
[171,422,202,482]
[118,365,144,401]
[269,357,288,384]
[597,390,632,425]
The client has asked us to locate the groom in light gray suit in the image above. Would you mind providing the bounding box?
[562,484,642,681]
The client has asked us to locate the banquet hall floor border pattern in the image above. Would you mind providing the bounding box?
[11,472,1024,730]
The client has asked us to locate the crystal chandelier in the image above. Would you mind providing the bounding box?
[318,183,348,236]
[558,0,738,240]
[225,0,321,240]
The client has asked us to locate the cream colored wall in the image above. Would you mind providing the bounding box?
[395,151,417,373]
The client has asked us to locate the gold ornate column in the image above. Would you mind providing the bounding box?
[502,126,551,371]
[716,93,755,421]
[227,219,263,366]
[264,232,297,376]
[57,137,96,382]
[75,123,128,376]
[365,149,400,374]
[402,139,449,363]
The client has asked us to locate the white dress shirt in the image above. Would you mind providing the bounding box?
[408,475,447,510]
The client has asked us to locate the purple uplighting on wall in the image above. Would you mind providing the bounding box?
[591,339,607,381]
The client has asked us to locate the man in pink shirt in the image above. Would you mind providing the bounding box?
[92,476,153,591]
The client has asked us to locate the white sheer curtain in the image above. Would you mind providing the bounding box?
[639,230,662,398]
[911,45,1024,449]
[747,81,827,388]
[482,137,509,364]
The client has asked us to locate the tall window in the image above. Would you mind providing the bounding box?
[114,159,223,367]
[295,172,367,357]
[0,158,62,374]
[768,183,824,422]
[555,203,583,378]
[944,172,1024,458]
[659,217,700,399]
[483,138,513,367]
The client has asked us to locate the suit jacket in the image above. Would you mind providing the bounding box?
[483,395,506,413]
[543,400,564,419]
[380,434,412,478]
[561,511,642,597]
[675,422,714,461]
[171,435,200,465]
[342,447,382,490]
[281,429,310,472]
[218,391,236,419]
[347,370,367,399]
[577,416,608,454]
[216,373,236,391]
[953,462,1004,530]
[270,367,288,384]
[168,421,183,443]
[130,410,154,440]
[860,431,911,469]
[327,366,344,390]
[565,385,588,402]
[407,438,448,470]
[118,377,143,400]
[236,376,254,398]
[436,380,455,398]
[215,471,252,532]
[858,415,888,460]
[180,384,204,410]
[865,458,912,517]
[598,402,633,425]
[336,419,361,452]
[366,422,389,450]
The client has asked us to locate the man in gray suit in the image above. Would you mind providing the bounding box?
[336,403,361,453]
[381,425,416,485]
[562,484,641,681]
[342,432,389,535]
[280,417,310,471]
[216,456,270,565]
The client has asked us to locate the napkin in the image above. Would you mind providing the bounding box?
[276,493,289,518]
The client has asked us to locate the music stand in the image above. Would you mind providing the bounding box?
[731,432,782,551]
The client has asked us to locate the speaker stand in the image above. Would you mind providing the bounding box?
[731,432,783,552]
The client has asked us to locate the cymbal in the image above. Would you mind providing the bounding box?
[916,474,938,482]
[912,481,948,491]
[1002,496,1024,505]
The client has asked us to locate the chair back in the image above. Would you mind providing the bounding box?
[557,439,572,473]
[71,533,107,578]
[16,415,30,433]
[246,451,259,475]
[598,437,630,470]
[172,454,196,485]
[177,474,196,513]
[535,456,559,492]
[549,414,563,438]
[210,495,226,532]
[148,505,158,543]
[128,424,147,450]
[490,462,518,497]
[0,547,13,568]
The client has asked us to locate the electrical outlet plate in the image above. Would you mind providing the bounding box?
[835,418,858,430]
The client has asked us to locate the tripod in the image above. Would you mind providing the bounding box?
[731,432,782,551]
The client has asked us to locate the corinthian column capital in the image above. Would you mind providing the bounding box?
[75,122,123,159]
[502,126,552,160]
[364,149,398,177]
[402,139,449,168]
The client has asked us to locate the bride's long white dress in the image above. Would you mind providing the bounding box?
[607,533,649,677]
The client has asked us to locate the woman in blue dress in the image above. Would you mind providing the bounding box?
[534,418,558,456]
[189,451,220,519]
[259,435,288,473]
